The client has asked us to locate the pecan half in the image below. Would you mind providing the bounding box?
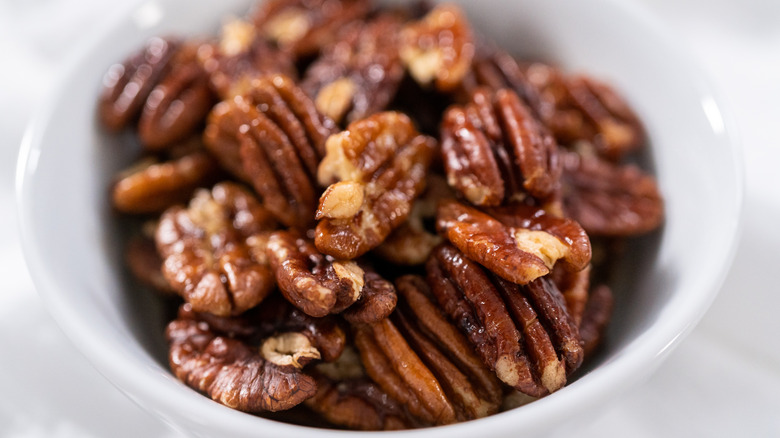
[437,200,591,285]
[156,182,276,316]
[138,44,214,150]
[237,74,338,228]
[427,244,583,396]
[166,303,316,412]
[301,14,404,124]
[315,111,437,259]
[580,284,614,357]
[99,37,178,131]
[441,87,560,205]
[203,98,251,182]
[253,0,370,58]
[561,150,663,236]
[354,275,502,426]
[112,149,220,214]
[399,4,475,92]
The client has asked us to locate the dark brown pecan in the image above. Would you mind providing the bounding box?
[252,0,370,58]
[156,182,276,316]
[341,270,398,324]
[99,37,178,131]
[354,275,502,426]
[112,150,220,214]
[301,14,404,124]
[561,150,663,236]
[399,4,475,92]
[315,111,437,259]
[427,244,583,396]
[166,304,317,412]
[125,233,174,294]
[551,264,591,327]
[236,74,338,228]
[441,87,560,205]
[437,200,591,285]
[580,284,614,357]
[138,44,214,150]
[203,98,251,182]
[197,19,296,98]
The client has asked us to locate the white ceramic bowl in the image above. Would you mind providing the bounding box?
[16,0,742,436]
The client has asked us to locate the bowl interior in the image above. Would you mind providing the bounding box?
[17,0,741,436]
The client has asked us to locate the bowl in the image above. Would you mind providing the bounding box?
[16,0,742,436]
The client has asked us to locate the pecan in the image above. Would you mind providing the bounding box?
[441,87,560,205]
[437,200,591,285]
[237,74,338,228]
[156,182,276,316]
[197,19,296,98]
[341,270,398,324]
[112,149,220,214]
[203,98,251,182]
[99,37,178,131]
[301,14,404,124]
[551,264,591,327]
[253,0,370,58]
[580,284,614,357]
[561,150,663,236]
[354,275,502,426]
[166,303,316,412]
[427,244,583,396]
[124,233,174,294]
[315,111,437,259]
[399,4,475,92]
[138,44,214,150]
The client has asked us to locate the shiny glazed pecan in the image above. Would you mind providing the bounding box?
[138,44,214,150]
[253,0,370,58]
[302,14,404,124]
[437,200,591,285]
[166,303,317,412]
[203,98,251,182]
[156,182,276,316]
[399,4,475,91]
[441,87,560,205]
[354,275,502,426]
[561,150,663,236]
[427,244,583,396]
[112,150,220,214]
[315,111,437,259]
[99,37,178,131]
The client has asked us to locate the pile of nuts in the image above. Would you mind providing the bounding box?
[104,0,664,430]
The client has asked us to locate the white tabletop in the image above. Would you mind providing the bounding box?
[1,0,779,436]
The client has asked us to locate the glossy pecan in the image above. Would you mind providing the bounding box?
[198,19,296,98]
[354,275,502,426]
[166,303,317,412]
[301,14,404,124]
[441,87,561,205]
[252,0,370,58]
[561,150,663,236]
[99,37,178,131]
[112,149,220,214]
[399,4,475,92]
[437,200,591,285]
[138,44,214,150]
[579,284,614,357]
[203,98,252,182]
[237,74,338,228]
[156,182,277,316]
[427,244,583,396]
[315,111,437,259]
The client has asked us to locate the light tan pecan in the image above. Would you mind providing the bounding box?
[437,200,591,285]
[138,44,214,150]
[112,149,220,214]
[252,0,370,58]
[580,284,614,357]
[353,275,502,426]
[427,244,583,396]
[561,150,664,236]
[156,182,277,316]
[441,87,561,205]
[99,37,178,131]
[399,4,475,92]
[166,303,317,412]
[301,14,404,124]
[315,111,437,259]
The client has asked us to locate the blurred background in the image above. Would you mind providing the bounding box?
[1,0,779,436]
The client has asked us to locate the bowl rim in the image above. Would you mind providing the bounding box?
[15,0,743,436]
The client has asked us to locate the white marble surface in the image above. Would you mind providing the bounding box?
[1,0,779,436]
